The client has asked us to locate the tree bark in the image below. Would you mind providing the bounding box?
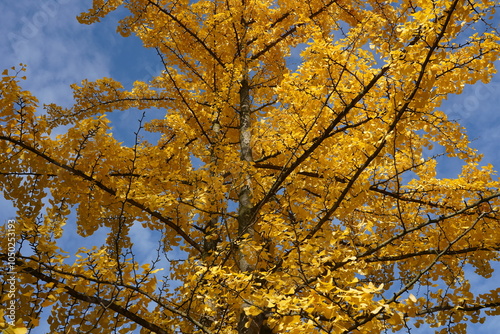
[237,77,267,334]
[237,77,255,270]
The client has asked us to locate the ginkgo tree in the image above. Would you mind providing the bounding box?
[1,0,500,333]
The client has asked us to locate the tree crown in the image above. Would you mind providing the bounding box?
[1,0,500,333]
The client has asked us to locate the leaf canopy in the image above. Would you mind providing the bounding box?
[1,0,500,333]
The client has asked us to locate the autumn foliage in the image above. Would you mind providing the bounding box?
[1,0,500,333]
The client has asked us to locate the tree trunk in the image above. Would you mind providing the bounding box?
[237,77,266,333]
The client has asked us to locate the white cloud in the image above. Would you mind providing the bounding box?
[0,0,112,107]
[441,68,500,168]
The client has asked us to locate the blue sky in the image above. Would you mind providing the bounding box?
[1,1,500,333]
